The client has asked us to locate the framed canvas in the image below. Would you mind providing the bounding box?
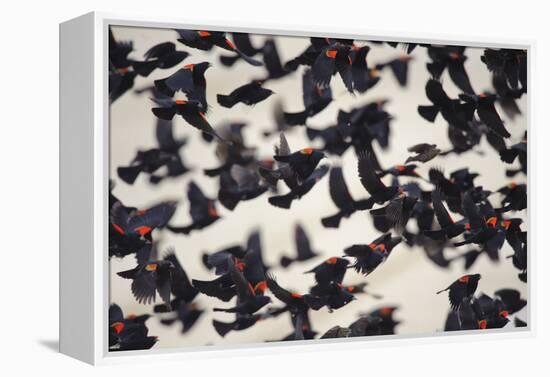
[59,12,533,365]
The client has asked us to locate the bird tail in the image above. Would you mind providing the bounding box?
[268,193,294,209]
[436,288,448,295]
[217,94,237,108]
[117,267,138,279]
[418,105,439,122]
[321,212,344,228]
[283,111,308,126]
[213,320,235,337]
[117,165,142,184]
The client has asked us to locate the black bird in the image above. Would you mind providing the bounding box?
[436,274,481,311]
[417,79,474,130]
[167,181,221,234]
[110,201,177,240]
[213,308,285,337]
[321,166,372,228]
[268,164,329,209]
[405,143,441,164]
[218,165,268,210]
[217,80,274,108]
[280,224,320,267]
[305,257,349,285]
[260,38,291,81]
[177,30,262,66]
[426,46,475,94]
[213,261,271,315]
[307,282,356,312]
[283,69,332,126]
[357,151,402,208]
[148,117,191,184]
[344,233,402,275]
[151,97,225,142]
[219,32,262,66]
[305,123,351,156]
[117,243,175,309]
[273,147,326,183]
[109,304,157,351]
[369,194,419,234]
[379,164,422,179]
[311,42,354,92]
[154,62,211,108]
[375,55,413,87]
[496,182,527,213]
[266,274,311,316]
[109,28,138,102]
[459,92,511,138]
[117,148,178,184]
[132,42,190,76]
[153,251,203,334]
[367,306,400,335]
[423,188,469,241]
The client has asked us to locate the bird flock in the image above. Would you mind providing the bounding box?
[108,27,528,351]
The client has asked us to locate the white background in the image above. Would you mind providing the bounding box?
[0,0,548,375]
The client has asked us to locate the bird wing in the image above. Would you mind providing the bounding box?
[357,151,386,194]
[328,166,354,210]
[432,188,454,228]
[266,274,294,304]
[461,192,485,230]
[295,224,315,260]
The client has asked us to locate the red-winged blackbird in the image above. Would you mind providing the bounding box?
[219,32,262,67]
[273,147,326,182]
[436,273,481,311]
[426,46,475,94]
[176,30,262,66]
[279,311,318,341]
[496,182,527,213]
[266,274,311,316]
[151,97,225,142]
[167,181,221,234]
[109,304,157,351]
[341,282,382,299]
[305,257,349,285]
[495,289,527,314]
[202,245,247,275]
[344,233,402,275]
[148,117,191,184]
[132,42,190,77]
[213,261,271,315]
[307,282,356,312]
[417,79,474,130]
[109,28,138,102]
[283,69,332,126]
[357,151,402,207]
[218,165,268,210]
[370,193,418,234]
[405,143,441,164]
[366,306,400,335]
[217,80,274,108]
[280,224,320,267]
[311,42,354,92]
[117,243,175,309]
[348,315,384,337]
[481,49,527,92]
[268,164,329,209]
[453,193,506,260]
[375,55,413,87]
[321,325,353,339]
[492,71,524,119]
[241,230,271,287]
[110,201,177,240]
[379,164,422,179]
[459,92,511,138]
[351,45,379,93]
[117,148,178,184]
[259,38,291,81]
[499,138,526,165]
[154,62,210,108]
[259,133,300,189]
[192,273,236,302]
[153,251,203,334]
[213,307,286,337]
[321,166,372,228]
[423,188,469,241]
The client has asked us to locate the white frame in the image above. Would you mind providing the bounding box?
[59,11,535,365]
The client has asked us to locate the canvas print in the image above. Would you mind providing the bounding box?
[108,25,528,352]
